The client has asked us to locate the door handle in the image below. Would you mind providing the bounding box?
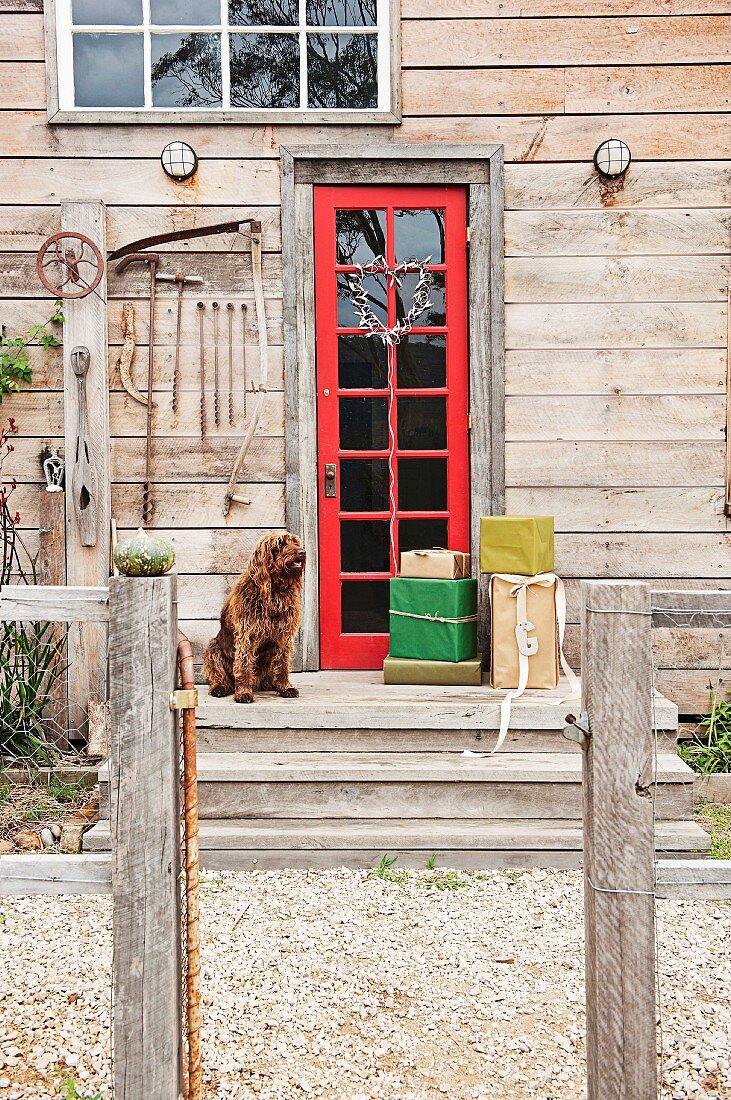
[324,463,337,498]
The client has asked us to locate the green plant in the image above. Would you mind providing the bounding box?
[695,799,731,860]
[0,620,67,762]
[679,689,731,776]
[425,853,437,870]
[0,301,63,401]
[60,1078,105,1100]
[371,853,400,882]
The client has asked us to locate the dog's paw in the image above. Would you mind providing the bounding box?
[234,691,255,704]
[209,685,231,697]
[277,686,299,699]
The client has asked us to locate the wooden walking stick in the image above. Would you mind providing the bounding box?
[114,251,160,524]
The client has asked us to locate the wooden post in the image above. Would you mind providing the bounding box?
[109,575,183,1100]
[61,201,110,734]
[38,489,69,748]
[581,580,657,1100]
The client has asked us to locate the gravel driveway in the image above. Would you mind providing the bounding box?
[0,867,729,1099]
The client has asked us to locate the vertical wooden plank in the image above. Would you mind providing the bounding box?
[724,290,730,516]
[61,201,110,733]
[488,147,506,517]
[109,574,182,1100]
[282,149,319,672]
[38,488,68,748]
[581,579,657,1100]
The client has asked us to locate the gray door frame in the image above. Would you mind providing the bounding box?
[281,144,505,671]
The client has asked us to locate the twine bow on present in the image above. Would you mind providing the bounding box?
[389,609,479,625]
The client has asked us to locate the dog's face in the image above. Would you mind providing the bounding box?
[251,531,306,592]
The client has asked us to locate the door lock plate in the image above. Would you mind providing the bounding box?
[324,463,337,497]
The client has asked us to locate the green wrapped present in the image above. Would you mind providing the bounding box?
[480,515,554,576]
[384,654,482,686]
[389,577,478,663]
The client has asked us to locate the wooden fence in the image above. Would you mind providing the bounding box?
[0,576,183,1100]
[579,580,731,1100]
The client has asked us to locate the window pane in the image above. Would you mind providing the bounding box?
[394,209,446,264]
[396,271,445,327]
[338,271,386,327]
[336,209,386,265]
[397,335,446,389]
[230,33,299,107]
[397,397,447,450]
[151,33,221,107]
[229,0,298,25]
[307,32,377,109]
[399,518,449,555]
[340,459,389,512]
[339,397,388,451]
[341,521,389,573]
[398,458,447,511]
[72,0,142,23]
[306,0,377,25]
[341,580,389,633]
[338,335,388,389]
[73,33,144,107]
[151,0,218,23]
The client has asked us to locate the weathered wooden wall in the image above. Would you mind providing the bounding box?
[1,0,729,711]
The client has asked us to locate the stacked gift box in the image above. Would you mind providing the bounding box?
[384,549,481,685]
[480,515,560,690]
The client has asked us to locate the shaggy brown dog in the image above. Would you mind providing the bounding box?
[203,531,305,704]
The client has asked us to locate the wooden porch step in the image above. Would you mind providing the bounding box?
[99,751,694,821]
[84,816,711,870]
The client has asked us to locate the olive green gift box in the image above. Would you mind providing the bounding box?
[479,515,554,576]
[388,577,478,663]
[383,654,482,686]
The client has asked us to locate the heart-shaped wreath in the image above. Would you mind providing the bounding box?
[348,256,434,345]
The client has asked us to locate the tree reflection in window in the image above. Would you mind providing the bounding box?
[230,34,299,108]
[151,33,221,107]
[308,33,377,108]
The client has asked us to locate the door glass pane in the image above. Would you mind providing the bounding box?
[397,334,446,389]
[151,33,222,107]
[338,271,387,327]
[341,521,389,573]
[396,271,445,327]
[398,397,447,450]
[339,397,388,451]
[307,33,378,110]
[72,0,142,23]
[341,459,389,512]
[229,33,299,108]
[398,458,447,511]
[394,209,446,264]
[306,0,377,25]
[73,33,145,107]
[338,335,388,389]
[342,580,390,633]
[230,0,298,24]
[399,518,449,555]
[336,210,386,265]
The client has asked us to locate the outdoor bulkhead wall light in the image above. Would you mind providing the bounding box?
[593,138,632,179]
[160,140,199,182]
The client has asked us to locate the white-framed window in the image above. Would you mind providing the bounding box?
[52,0,394,117]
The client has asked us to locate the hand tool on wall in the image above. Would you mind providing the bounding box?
[114,251,160,525]
[223,227,268,515]
[241,303,248,419]
[70,345,98,547]
[117,302,147,407]
[197,302,207,438]
[212,301,221,429]
[227,303,235,428]
[156,272,204,414]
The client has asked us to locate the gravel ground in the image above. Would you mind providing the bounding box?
[0,867,729,1100]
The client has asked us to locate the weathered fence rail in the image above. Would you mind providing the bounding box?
[0,576,183,1100]
[580,580,731,1100]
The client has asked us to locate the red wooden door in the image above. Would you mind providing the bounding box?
[315,185,470,669]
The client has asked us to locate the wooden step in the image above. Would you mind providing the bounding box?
[84,816,711,870]
[99,751,694,821]
[196,674,679,732]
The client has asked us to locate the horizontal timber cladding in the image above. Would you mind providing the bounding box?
[0,8,729,714]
